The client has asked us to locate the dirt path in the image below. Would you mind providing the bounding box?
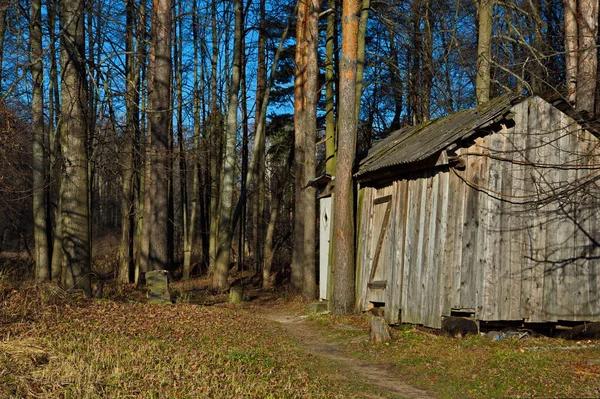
[253,306,433,399]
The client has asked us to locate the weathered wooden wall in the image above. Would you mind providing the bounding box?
[356,96,600,328]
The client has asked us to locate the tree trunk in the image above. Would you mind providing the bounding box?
[230,1,297,240]
[332,0,360,315]
[476,0,493,105]
[263,148,293,289]
[59,0,91,295]
[31,0,50,282]
[292,0,308,292]
[355,0,370,122]
[145,0,172,272]
[421,0,433,121]
[118,0,138,284]
[213,0,242,290]
[300,0,319,300]
[184,0,203,280]
[565,0,578,104]
[325,0,336,175]
[0,5,7,94]
[175,4,187,276]
[576,0,598,113]
[134,0,148,285]
[253,0,267,274]
[208,0,220,275]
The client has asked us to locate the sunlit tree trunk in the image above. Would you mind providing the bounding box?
[59,0,91,295]
[332,0,360,315]
[213,0,242,290]
[291,0,308,292]
[31,0,50,282]
[476,0,492,105]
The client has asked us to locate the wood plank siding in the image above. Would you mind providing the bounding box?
[356,96,600,328]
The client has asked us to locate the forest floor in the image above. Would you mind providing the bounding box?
[1,274,600,398]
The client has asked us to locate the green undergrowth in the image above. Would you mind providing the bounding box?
[0,300,365,398]
[307,314,600,398]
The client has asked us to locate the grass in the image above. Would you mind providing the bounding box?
[3,271,600,398]
[308,314,600,398]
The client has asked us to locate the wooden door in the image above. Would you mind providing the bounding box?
[366,195,393,304]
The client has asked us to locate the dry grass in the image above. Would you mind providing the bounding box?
[0,285,367,399]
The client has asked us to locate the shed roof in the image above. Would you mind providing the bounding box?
[356,93,522,181]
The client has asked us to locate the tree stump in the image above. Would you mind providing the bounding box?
[229,286,244,304]
[370,316,391,343]
[146,270,171,304]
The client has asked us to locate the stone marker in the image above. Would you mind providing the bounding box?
[305,302,328,313]
[442,316,478,338]
[229,286,244,304]
[146,270,171,304]
[370,316,391,343]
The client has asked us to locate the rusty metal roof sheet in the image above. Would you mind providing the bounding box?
[355,93,522,180]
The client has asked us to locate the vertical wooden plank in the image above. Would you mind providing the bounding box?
[414,176,429,324]
[358,187,374,311]
[388,180,408,324]
[481,126,503,320]
[562,110,587,320]
[401,178,417,322]
[422,170,439,327]
[509,100,533,321]
[528,97,548,322]
[460,144,482,309]
[582,127,600,319]
[451,150,467,309]
[498,112,517,320]
[437,169,451,321]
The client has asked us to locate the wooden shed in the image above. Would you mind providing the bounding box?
[354,94,600,328]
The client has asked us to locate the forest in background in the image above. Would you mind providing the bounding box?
[0,0,598,312]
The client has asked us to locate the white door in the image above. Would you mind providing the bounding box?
[319,196,332,300]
